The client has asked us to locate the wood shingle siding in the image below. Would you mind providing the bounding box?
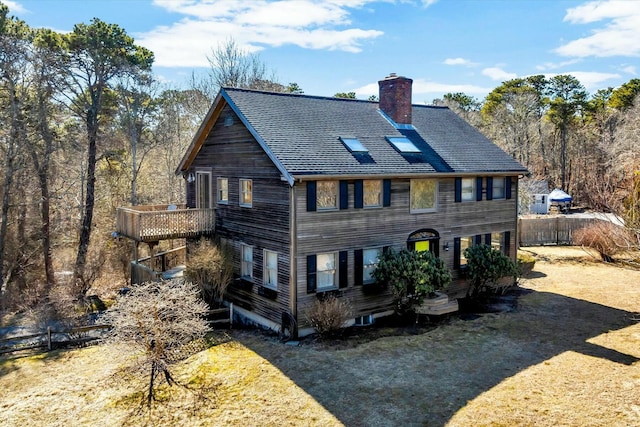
[186,105,292,327]
[294,177,519,321]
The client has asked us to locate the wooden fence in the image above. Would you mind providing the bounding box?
[518,216,602,246]
[0,324,111,355]
[1,307,233,356]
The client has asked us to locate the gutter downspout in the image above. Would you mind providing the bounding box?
[289,183,298,339]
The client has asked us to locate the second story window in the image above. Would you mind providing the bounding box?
[363,180,382,207]
[317,181,338,210]
[239,179,252,207]
[217,177,228,204]
[492,177,506,199]
[461,178,475,202]
[410,179,437,213]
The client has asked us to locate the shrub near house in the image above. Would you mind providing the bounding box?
[464,244,519,297]
[372,248,451,315]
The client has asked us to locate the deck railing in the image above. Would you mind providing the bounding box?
[116,204,215,242]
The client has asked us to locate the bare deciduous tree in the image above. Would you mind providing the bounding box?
[101,279,210,406]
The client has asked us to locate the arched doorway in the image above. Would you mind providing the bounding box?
[407,229,440,257]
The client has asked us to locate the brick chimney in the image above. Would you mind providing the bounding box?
[378,73,413,125]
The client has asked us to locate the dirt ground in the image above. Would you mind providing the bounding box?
[1,246,639,426]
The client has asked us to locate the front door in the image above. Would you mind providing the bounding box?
[407,229,440,257]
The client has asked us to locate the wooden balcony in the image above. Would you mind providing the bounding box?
[116,204,215,243]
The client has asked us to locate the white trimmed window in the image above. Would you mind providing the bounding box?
[461,178,475,202]
[363,180,382,208]
[410,179,438,212]
[196,171,212,208]
[241,244,253,278]
[316,252,337,290]
[493,177,506,199]
[263,250,278,290]
[217,177,228,204]
[239,179,252,207]
[460,237,473,267]
[317,181,338,210]
[363,248,382,284]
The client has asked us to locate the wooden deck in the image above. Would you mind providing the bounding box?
[116,204,215,242]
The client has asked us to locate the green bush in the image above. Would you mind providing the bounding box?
[372,248,451,314]
[464,244,519,298]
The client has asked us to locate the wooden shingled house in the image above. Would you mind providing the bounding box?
[169,73,528,337]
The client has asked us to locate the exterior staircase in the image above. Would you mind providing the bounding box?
[415,292,459,316]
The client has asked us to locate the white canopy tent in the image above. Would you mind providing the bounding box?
[548,188,572,212]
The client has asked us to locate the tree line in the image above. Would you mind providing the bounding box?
[1,2,638,315]
[436,76,640,223]
[0,6,300,313]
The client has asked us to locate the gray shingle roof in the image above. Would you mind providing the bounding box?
[222,87,528,178]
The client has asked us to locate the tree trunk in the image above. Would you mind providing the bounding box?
[74,107,99,296]
[0,84,20,308]
[560,124,567,191]
[30,97,55,289]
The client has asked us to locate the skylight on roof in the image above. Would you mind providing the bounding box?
[386,136,420,153]
[339,137,368,153]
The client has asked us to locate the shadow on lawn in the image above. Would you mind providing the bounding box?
[236,288,639,427]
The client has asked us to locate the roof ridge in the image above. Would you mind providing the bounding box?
[222,86,377,104]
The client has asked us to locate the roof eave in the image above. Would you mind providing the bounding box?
[290,170,529,182]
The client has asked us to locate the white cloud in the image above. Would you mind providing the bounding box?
[535,59,580,71]
[443,57,477,66]
[3,1,28,14]
[144,0,384,67]
[556,0,640,57]
[482,67,517,81]
[543,71,620,91]
[621,65,636,75]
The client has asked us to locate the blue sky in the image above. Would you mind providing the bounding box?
[4,0,639,103]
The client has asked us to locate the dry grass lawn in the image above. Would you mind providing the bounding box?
[1,245,640,426]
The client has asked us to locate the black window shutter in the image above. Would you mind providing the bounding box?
[339,181,348,210]
[453,237,461,269]
[476,177,483,201]
[354,180,364,209]
[306,181,317,212]
[306,255,316,293]
[486,177,493,200]
[504,231,511,256]
[485,233,491,245]
[339,251,348,288]
[474,235,482,245]
[383,179,391,207]
[506,177,512,200]
[454,177,462,203]
[354,249,363,286]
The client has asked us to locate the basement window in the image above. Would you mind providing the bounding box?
[386,136,420,153]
